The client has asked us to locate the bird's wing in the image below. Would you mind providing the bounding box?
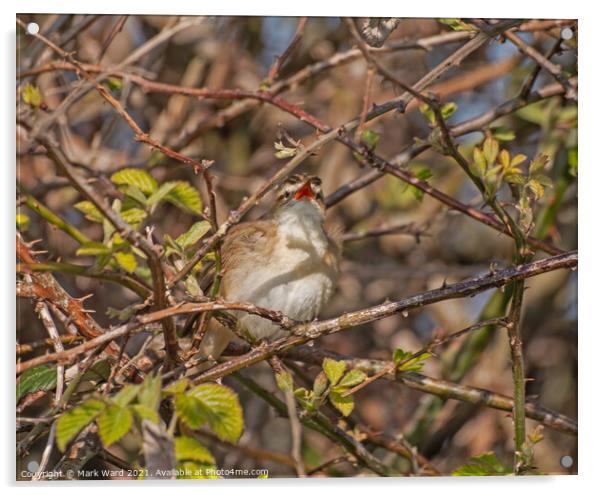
[220,219,277,297]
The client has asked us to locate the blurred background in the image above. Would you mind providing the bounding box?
[17,15,577,476]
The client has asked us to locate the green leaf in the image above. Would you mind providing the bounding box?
[111,168,158,195]
[175,436,215,464]
[472,147,487,177]
[131,404,160,424]
[394,348,431,372]
[329,391,354,416]
[97,404,133,447]
[483,137,499,166]
[441,102,457,120]
[419,104,436,125]
[17,365,57,401]
[505,174,527,186]
[74,201,104,223]
[337,369,367,389]
[526,180,545,200]
[438,18,476,31]
[122,185,148,206]
[510,154,528,168]
[16,212,30,231]
[23,82,43,107]
[164,181,203,216]
[175,394,207,429]
[568,147,578,177]
[187,384,244,443]
[120,208,147,226]
[81,359,111,383]
[175,221,211,249]
[114,251,137,273]
[113,384,139,407]
[491,126,516,142]
[275,371,294,393]
[76,241,112,257]
[529,153,550,174]
[453,452,511,476]
[147,182,179,207]
[165,378,189,396]
[104,77,123,92]
[361,130,381,150]
[56,399,106,451]
[322,358,346,386]
[398,352,431,372]
[312,371,328,397]
[138,373,162,411]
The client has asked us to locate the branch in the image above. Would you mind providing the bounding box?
[284,346,576,436]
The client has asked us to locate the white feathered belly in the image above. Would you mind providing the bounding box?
[236,271,335,340]
[228,204,336,341]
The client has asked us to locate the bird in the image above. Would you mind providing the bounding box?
[197,173,340,360]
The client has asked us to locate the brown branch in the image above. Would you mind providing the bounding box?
[19,126,180,366]
[189,251,576,383]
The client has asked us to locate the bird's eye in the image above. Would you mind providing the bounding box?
[282,190,291,199]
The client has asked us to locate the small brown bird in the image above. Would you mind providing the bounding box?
[199,173,340,359]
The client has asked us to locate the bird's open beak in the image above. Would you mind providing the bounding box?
[294,181,315,201]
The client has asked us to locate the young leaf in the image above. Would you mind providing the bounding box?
[175,394,208,430]
[164,181,203,216]
[120,207,147,226]
[472,147,487,177]
[111,168,158,195]
[337,369,367,389]
[322,358,346,386]
[275,371,294,393]
[274,141,297,159]
[175,436,216,465]
[74,201,104,223]
[17,364,57,401]
[453,452,511,476]
[113,384,139,407]
[147,182,179,207]
[483,137,499,166]
[491,126,516,142]
[312,371,328,397]
[16,212,30,231]
[329,391,354,416]
[114,251,137,273]
[97,404,133,447]
[131,404,160,424]
[138,372,162,411]
[164,378,189,396]
[175,221,211,249]
[187,384,244,443]
[441,102,458,120]
[76,241,112,257]
[361,130,381,150]
[23,82,43,107]
[56,399,106,451]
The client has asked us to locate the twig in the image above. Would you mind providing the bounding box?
[232,372,395,476]
[266,18,308,84]
[188,251,576,384]
[504,30,577,100]
[284,346,576,436]
[96,15,129,63]
[268,356,306,477]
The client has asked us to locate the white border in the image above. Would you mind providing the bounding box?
[3,1,597,493]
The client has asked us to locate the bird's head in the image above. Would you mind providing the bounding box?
[275,174,325,215]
